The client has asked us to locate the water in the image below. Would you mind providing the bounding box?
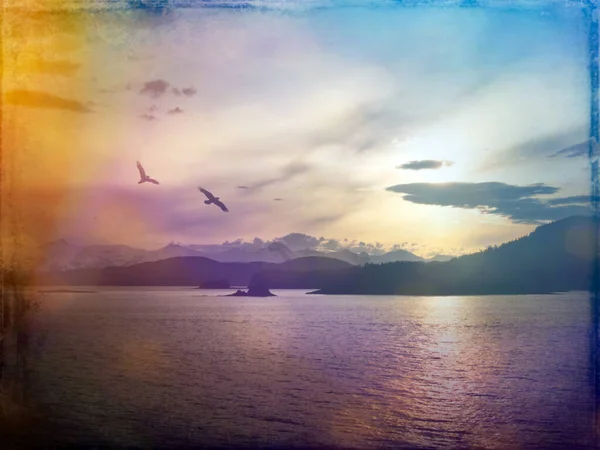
[24,288,595,449]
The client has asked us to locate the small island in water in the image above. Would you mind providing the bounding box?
[224,285,276,297]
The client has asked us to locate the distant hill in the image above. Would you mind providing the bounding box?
[36,256,351,287]
[40,239,428,270]
[38,216,598,293]
[426,254,455,263]
[248,257,353,290]
[41,241,211,271]
[370,249,424,264]
[277,256,352,272]
[251,216,599,295]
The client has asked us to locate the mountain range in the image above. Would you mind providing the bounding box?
[38,215,599,295]
[39,238,440,271]
[37,256,352,287]
[265,215,598,296]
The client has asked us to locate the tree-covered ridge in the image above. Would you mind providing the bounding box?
[253,216,599,295]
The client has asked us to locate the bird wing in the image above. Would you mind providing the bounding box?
[198,187,215,201]
[136,161,146,178]
[147,178,160,185]
[214,200,229,212]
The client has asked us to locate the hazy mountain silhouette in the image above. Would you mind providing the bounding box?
[277,256,352,271]
[42,241,204,271]
[41,239,427,270]
[251,216,599,295]
[37,256,352,287]
[370,249,425,264]
[426,254,455,262]
[40,216,597,293]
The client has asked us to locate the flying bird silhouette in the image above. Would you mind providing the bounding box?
[136,161,160,185]
[198,187,229,212]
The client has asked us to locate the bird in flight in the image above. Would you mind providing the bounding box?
[198,187,229,212]
[136,161,160,185]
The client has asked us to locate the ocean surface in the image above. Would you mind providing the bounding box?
[22,288,596,449]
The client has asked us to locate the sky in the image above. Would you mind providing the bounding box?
[2,1,594,260]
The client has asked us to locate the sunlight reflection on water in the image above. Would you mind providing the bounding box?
[28,289,594,449]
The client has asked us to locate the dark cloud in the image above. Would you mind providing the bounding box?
[182,87,197,97]
[385,182,591,224]
[167,107,184,115]
[5,90,91,113]
[547,195,597,205]
[397,160,454,170]
[237,186,249,189]
[138,81,196,99]
[548,139,593,158]
[273,198,283,201]
[386,182,557,206]
[139,79,170,97]
[139,113,156,121]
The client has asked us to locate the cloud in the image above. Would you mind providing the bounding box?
[245,160,311,192]
[397,160,454,170]
[320,238,385,255]
[5,90,91,113]
[194,231,436,258]
[548,139,594,158]
[479,129,589,171]
[167,107,184,115]
[237,186,249,189]
[138,80,197,99]
[386,182,557,206]
[273,198,283,201]
[267,241,294,259]
[547,195,597,205]
[181,87,197,97]
[299,210,349,228]
[139,113,157,121]
[385,182,591,224]
[304,102,409,155]
[275,233,320,251]
[281,234,385,255]
[139,79,170,97]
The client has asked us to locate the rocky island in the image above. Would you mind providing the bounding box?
[224,285,276,297]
